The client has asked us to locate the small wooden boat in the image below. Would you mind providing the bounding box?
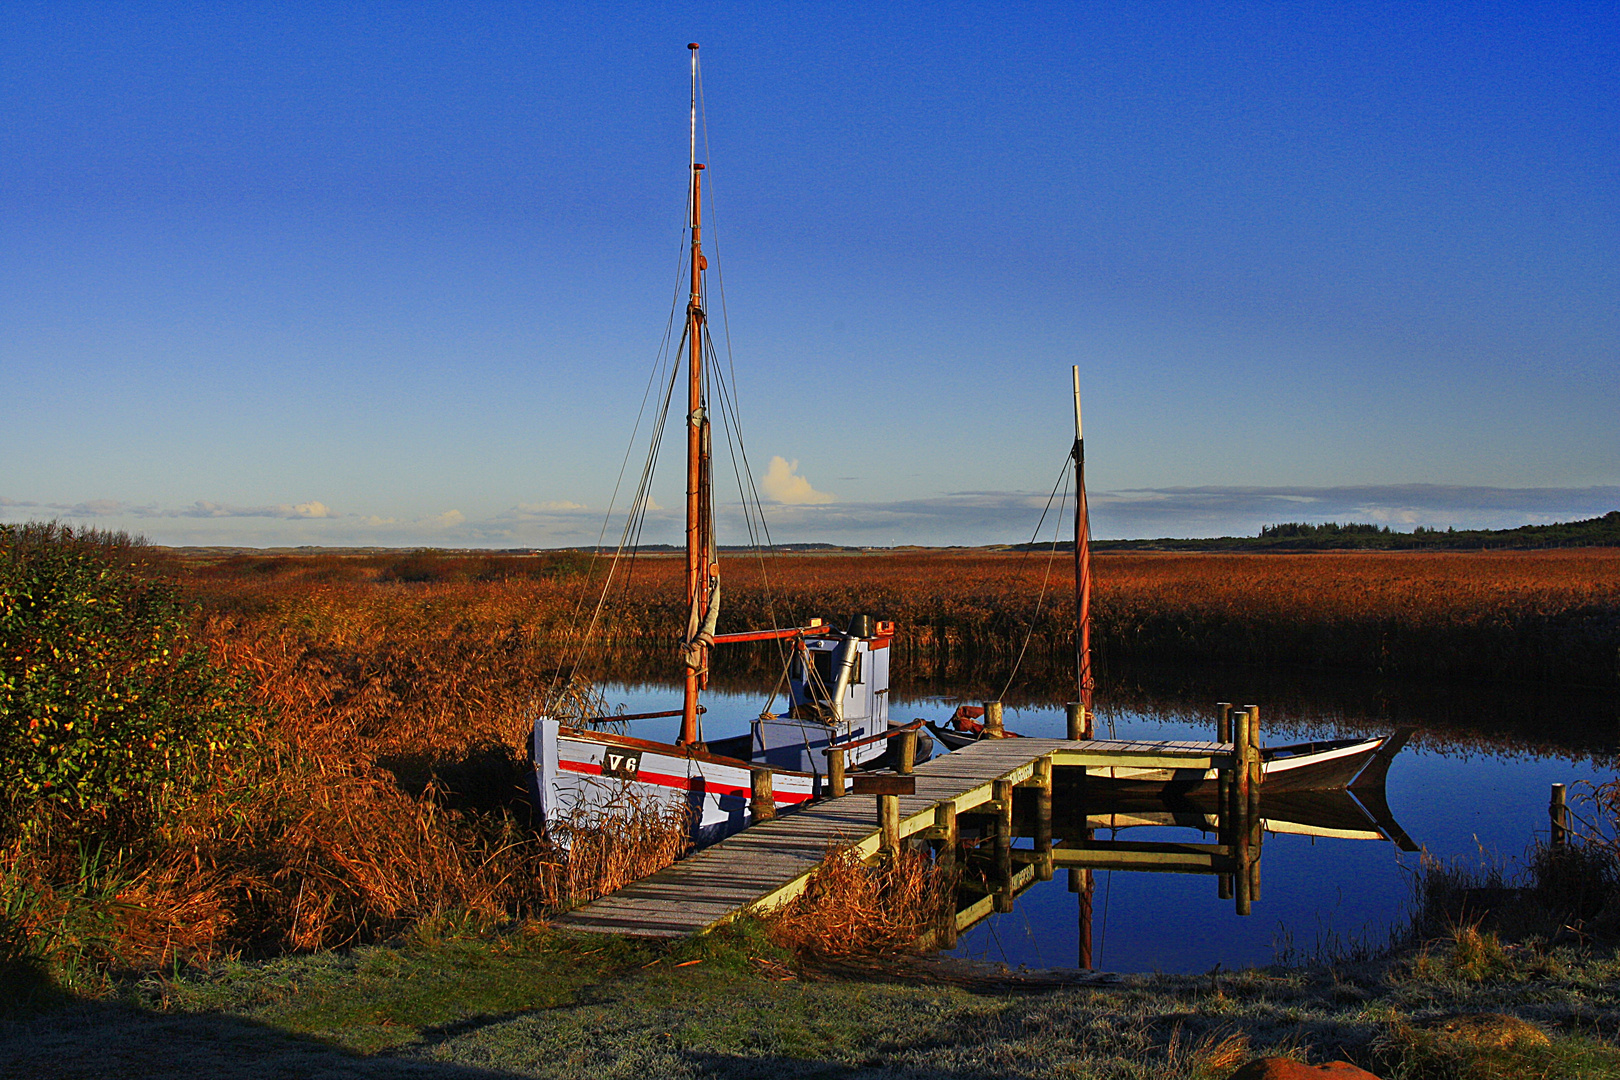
[1074,729,1410,795]
[933,714,1409,793]
[530,45,927,847]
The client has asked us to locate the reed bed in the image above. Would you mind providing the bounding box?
[764,845,954,960]
[180,547,1620,689]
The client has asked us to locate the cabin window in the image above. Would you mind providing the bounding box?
[812,650,836,691]
[804,647,861,697]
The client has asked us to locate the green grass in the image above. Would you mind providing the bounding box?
[4,921,1620,1079]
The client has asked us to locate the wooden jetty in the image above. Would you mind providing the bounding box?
[554,734,1254,939]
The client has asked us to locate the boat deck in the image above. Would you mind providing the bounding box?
[552,736,1233,938]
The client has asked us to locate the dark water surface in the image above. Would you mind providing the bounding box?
[596,672,1618,974]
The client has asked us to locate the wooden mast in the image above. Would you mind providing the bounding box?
[1072,366,1095,736]
[680,43,710,747]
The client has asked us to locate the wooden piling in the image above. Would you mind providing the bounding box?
[1551,783,1569,847]
[993,777,1014,912]
[1033,756,1054,882]
[984,700,1005,738]
[749,767,776,822]
[897,728,917,775]
[1232,709,1253,916]
[1217,701,1233,744]
[1066,701,1085,741]
[934,802,959,869]
[935,803,959,947]
[824,746,845,798]
[1245,706,1263,793]
[1246,705,1262,904]
[1232,707,1251,807]
[879,793,900,856]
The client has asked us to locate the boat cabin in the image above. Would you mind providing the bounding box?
[751,616,894,774]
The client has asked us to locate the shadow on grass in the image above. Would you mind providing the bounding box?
[0,993,531,1080]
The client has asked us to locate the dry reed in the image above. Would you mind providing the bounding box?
[765,845,954,960]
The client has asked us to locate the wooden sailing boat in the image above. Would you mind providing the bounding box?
[530,44,917,846]
[930,369,1405,794]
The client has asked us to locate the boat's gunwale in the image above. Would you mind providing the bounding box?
[557,723,817,778]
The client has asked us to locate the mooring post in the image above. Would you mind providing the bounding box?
[984,700,1005,738]
[1033,756,1054,882]
[1066,701,1085,741]
[993,777,1014,912]
[824,745,845,798]
[897,728,917,775]
[879,793,900,856]
[1551,783,1569,848]
[1246,706,1263,793]
[1232,707,1253,915]
[1217,701,1233,744]
[1246,705,1263,904]
[1232,707,1251,807]
[749,766,776,822]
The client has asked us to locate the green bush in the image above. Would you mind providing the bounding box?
[0,522,252,836]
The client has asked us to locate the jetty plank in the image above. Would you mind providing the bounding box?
[553,736,1229,938]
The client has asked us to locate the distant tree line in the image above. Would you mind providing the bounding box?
[1073,510,1620,552]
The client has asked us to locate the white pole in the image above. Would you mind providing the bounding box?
[1071,364,1083,442]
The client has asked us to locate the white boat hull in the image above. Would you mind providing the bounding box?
[532,719,820,846]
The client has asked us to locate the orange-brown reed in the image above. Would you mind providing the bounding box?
[6,548,695,973]
[764,845,954,960]
[183,546,1620,688]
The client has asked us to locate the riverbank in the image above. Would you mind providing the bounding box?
[5,918,1619,1079]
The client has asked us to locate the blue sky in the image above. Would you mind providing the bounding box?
[2,2,1615,546]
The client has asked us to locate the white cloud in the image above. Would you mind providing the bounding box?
[0,497,341,520]
[761,457,834,505]
[423,509,466,529]
[512,500,588,513]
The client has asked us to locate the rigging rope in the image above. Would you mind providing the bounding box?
[995,455,1074,702]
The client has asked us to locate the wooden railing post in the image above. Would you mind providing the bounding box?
[824,746,845,798]
[983,700,1005,738]
[749,766,776,822]
[1066,701,1085,741]
[897,728,917,775]
[1551,783,1569,847]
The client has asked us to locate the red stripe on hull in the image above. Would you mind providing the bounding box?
[557,759,813,805]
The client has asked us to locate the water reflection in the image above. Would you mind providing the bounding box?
[933,784,1419,970]
[593,667,1617,973]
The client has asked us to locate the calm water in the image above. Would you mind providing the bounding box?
[596,673,1618,974]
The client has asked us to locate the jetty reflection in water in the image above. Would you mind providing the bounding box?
[936,783,1418,970]
[595,676,1617,974]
